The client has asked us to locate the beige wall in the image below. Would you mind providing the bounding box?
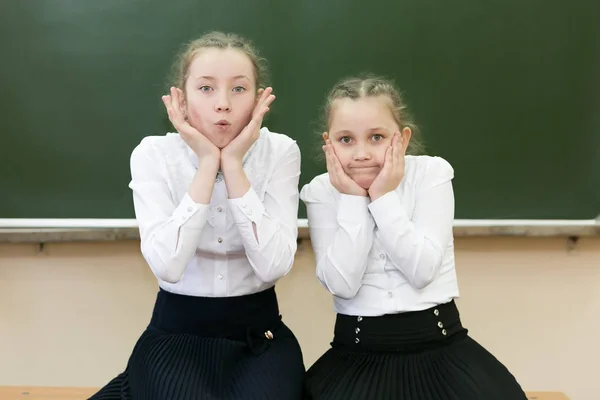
[1,236,598,399]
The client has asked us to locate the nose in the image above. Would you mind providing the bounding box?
[215,93,231,112]
[353,144,371,161]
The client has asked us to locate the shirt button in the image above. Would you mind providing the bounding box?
[241,203,247,208]
[388,292,393,298]
[379,254,385,260]
[187,207,193,212]
[247,210,253,216]
[217,238,223,243]
[217,207,223,212]
[217,274,223,280]
[216,177,222,183]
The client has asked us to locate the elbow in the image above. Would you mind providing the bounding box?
[330,285,360,300]
[409,274,436,290]
[408,257,443,290]
[407,241,445,290]
[154,268,183,284]
[154,270,181,283]
[254,258,294,284]
[317,274,360,300]
[142,251,184,284]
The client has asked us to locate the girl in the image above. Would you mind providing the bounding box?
[90,31,305,400]
[300,76,527,400]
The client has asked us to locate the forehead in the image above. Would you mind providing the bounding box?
[187,48,255,81]
[329,96,397,131]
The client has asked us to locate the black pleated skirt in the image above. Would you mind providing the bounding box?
[304,300,527,400]
[90,287,305,400]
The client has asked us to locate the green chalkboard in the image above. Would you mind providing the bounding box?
[1,0,599,219]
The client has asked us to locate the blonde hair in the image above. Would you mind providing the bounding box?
[322,75,425,155]
[169,31,270,92]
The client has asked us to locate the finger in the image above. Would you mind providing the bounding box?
[254,95,275,122]
[322,132,329,142]
[324,144,333,171]
[254,87,273,114]
[249,92,275,130]
[328,143,345,175]
[169,88,185,124]
[383,145,393,171]
[162,94,180,126]
[394,133,402,162]
[258,87,273,105]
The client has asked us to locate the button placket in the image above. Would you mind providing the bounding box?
[433,308,447,336]
[355,316,363,344]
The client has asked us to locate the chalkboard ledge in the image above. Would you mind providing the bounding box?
[0,219,599,243]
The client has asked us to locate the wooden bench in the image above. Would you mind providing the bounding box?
[0,387,571,399]
[0,387,98,399]
[526,393,570,400]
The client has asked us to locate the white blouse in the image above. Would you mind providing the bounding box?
[300,155,460,317]
[129,127,301,297]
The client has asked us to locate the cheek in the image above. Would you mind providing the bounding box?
[185,97,208,121]
[373,144,390,165]
[236,96,256,118]
[332,146,351,165]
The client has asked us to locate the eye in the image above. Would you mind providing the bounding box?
[199,86,212,92]
[232,86,246,93]
[372,134,384,142]
[340,136,352,144]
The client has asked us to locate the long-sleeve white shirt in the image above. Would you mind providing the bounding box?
[300,155,459,316]
[129,127,301,297]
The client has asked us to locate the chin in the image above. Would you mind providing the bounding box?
[206,132,236,149]
[352,177,375,190]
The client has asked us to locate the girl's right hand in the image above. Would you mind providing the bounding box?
[162,87,220,163]
[323,134,367,197]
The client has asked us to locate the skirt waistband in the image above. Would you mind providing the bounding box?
[333,300,467,353]
[149,287,282,343]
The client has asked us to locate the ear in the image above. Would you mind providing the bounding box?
[322,132,329,142]
[256,88,265,102]
[400,127,412,150]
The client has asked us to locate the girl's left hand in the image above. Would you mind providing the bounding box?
[221,87,275,167]
[368,132,406,201]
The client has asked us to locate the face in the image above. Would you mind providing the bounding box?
[327,96,411,189]
[183,48,259,149]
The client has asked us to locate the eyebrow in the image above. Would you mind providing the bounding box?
[195,75,250,81]
[332,129,354,136]
[332,127,391,136]
[368,127,391,133]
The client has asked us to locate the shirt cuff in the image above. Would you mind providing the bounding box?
[337,194,371,224]
[172,193,209,229]
[368,190,407,226]
[228,187,265,225]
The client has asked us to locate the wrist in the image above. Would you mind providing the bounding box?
[198,157,220,173]
[220,156,243,173]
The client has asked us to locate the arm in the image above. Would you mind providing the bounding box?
[223,142,301,283]
[129,139,218,283]
[301,179,375,299]
[368,157,455,289]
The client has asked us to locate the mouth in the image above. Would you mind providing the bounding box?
[215,120,231,127]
